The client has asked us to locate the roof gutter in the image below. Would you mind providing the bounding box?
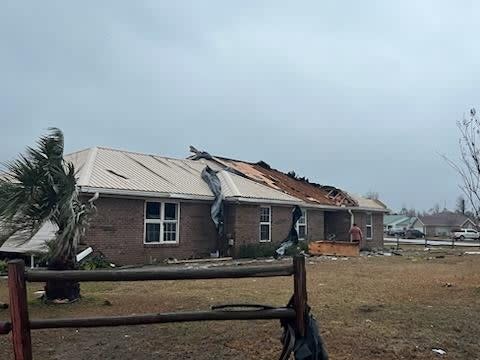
[79,186,388,212]
[79,186,215,201]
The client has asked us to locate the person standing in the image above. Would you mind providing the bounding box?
[349,223,363,244]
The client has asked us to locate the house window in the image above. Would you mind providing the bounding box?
[366,213,373,240]
[144,202,179,244]
[260,206,271,242]
[296,208,307,240]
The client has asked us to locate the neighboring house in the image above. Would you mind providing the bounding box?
[419,211,477,237]
[1,147,388,265]
[384,215,423,233]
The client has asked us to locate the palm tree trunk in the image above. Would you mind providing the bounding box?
[44,255,80,301]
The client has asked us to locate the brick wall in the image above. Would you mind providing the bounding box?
[232,205,325,245]
[307,209,325,241]
[352,211,384,250]
[230,204,260,246]
[371,213,384,249]
[83,197,217,265]
[271,206,292,243]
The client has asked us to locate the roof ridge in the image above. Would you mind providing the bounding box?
[78,147,98,186]
[93,146,201,163]
[64,147,94,157]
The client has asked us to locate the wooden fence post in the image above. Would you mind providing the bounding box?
[8,259,32,360]
[293,255,307,337]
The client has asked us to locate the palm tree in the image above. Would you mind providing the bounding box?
[0,128,96,301]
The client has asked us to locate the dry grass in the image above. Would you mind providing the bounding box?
[1,249,480,359]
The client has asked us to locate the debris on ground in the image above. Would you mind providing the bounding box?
[432,348,447,355]
[166,257,233,265]
[0,302,8,310]
[102,300,112,306]
[52,299,72,304]
[465,251,480,255]
[443,283,453,288]
[34,290,45,299]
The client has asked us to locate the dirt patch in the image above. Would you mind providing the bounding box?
[1,252,480,359]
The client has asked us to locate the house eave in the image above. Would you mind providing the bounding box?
[79,186,389,212]
[79,186,215,201]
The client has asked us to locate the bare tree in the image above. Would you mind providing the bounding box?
[456,195,467,214]
[365,191,379,200]
[406,208,417,217]
[429,203,441,215]
[445,108,480,219]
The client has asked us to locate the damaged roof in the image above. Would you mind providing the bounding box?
[65,147,301,205]
[192,155,387,212]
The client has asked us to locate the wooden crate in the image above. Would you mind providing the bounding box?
[308,240,360,257]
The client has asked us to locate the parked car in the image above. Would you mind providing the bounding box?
[451,228,480,240]
[404,229,425,239]
[387,228,405,237]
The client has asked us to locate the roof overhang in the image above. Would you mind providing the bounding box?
[79,186,389,212]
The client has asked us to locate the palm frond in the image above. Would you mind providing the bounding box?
[0,128,96,260]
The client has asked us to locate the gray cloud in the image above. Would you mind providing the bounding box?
[1,0,479,211]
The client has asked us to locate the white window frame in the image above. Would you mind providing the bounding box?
[296,208,307,241]
[144,201,180,244]
[366,212,373,240]
[259,206,271,242]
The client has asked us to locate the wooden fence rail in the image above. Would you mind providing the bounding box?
[24,263,294,282]
[1,256,307,360]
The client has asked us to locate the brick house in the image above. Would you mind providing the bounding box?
[1,147,388,265]
[418,211,476,237]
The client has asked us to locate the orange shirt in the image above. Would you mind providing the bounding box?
[349,226,363,241]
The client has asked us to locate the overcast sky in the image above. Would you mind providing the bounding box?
[1,1,478,212]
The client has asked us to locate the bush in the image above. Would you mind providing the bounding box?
[80,253,111,270]
[285,241,310,256]
[0,260,7,274]
[237,242,278,259]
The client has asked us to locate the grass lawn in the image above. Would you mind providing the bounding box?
[1,248,480,359]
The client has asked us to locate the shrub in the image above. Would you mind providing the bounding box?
[80,253,111,270]
[285,241,310,256]
[0,260,7,274]
[237,242,278,259]
[236,241,310,259]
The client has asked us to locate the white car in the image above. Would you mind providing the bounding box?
[452,229,480,241]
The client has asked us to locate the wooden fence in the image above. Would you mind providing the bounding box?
[0,256,307,359]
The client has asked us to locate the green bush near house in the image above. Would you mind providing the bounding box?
[285,241,310,256]
[80,254,111,270]
[237,242,278,259]
[0,260,7,274]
